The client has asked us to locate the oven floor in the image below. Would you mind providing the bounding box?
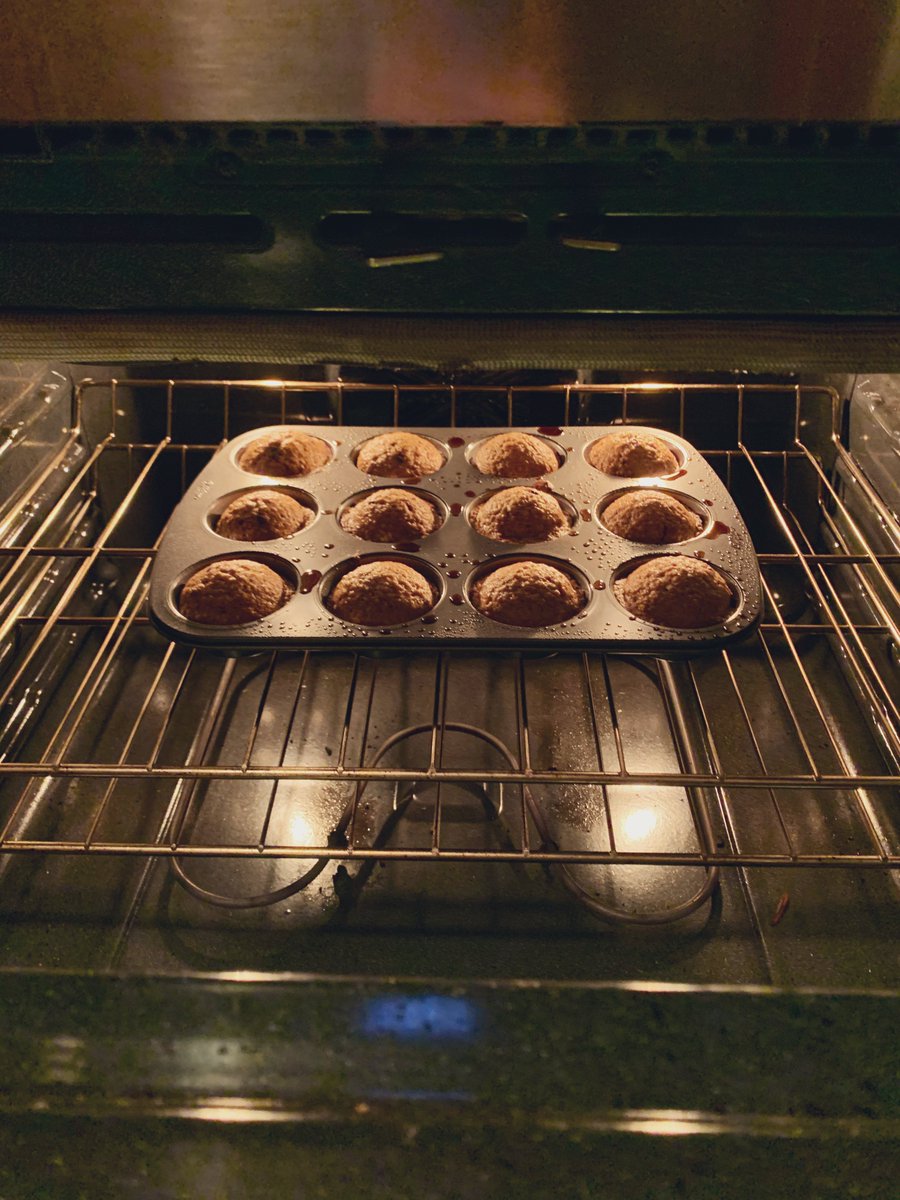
[0,638,897,988]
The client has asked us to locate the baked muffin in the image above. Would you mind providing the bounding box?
[601,490,701,544]
[240,430,331,476]
[328,560,436,625]
[217,489,313,541]
[615,556,733,628]
[180,559,290,625]
[355,432,444,478]
[472,486,569,543]
[472,560,584,627]
[588,431,678,477]
[341,488,440,542]
[472,432,559,478]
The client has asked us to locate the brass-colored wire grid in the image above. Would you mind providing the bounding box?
[0,377,896,873]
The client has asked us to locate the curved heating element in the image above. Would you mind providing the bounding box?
[170,693,719,925]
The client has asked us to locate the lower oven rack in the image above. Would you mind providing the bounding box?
[0,379,896,891]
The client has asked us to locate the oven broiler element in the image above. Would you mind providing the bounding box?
[0,378,896,932]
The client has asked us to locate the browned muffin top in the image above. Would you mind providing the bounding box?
[180,559,290,625]
[240,430,332,477]
[217,489,312,541]
[472,432,560,478]
[341,488,440,542]
[615,556,733,629]
[471,486,569,543]
[355,432,445,479]
[329,560,436,625]
[472,560,583,627]
[588,432,678,478]
[601,490,701,544]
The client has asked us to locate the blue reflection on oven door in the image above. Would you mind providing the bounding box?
[357,994,479,1040]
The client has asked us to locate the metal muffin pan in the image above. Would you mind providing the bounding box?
[149,424,762,652]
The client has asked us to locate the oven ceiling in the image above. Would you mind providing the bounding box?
[2,0,900,124]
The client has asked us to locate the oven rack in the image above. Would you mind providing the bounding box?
[0,379,895,876]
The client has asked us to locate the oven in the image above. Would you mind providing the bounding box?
[0,119,898,1197]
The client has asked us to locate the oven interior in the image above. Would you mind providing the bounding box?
[0,109,898,1193]
[0,364,896,990]
[0,359,896,1195]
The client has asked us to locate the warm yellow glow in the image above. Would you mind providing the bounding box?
[617,1110,714,1136]
[287,810,316,846]
[622,807,657,843]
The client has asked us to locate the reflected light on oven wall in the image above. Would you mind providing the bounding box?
[4,1,899,122]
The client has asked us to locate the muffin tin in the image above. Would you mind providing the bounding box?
[149,424,762,653]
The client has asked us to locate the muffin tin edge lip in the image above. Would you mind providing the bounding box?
[465,485,578,545]
[318,552,446,630]
[583,429,688,480]
[350,430,451,477]
[151,422,761,653]
[206,483,320,542]
[596,484,712,545]
[231,424,339,477]
[609,552,745,633]
[465,430,566,477]
[169,552,299,629]
[336,483,449,542]
[464,553,593,629]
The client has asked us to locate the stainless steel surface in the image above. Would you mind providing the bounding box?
[150,419,760,652]
[0,375,897,985]
[3,1,900,123]
[850,375,900,517]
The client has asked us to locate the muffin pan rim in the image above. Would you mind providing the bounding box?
[150,422,762,654]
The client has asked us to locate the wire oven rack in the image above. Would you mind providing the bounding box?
[0,377,897,918]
